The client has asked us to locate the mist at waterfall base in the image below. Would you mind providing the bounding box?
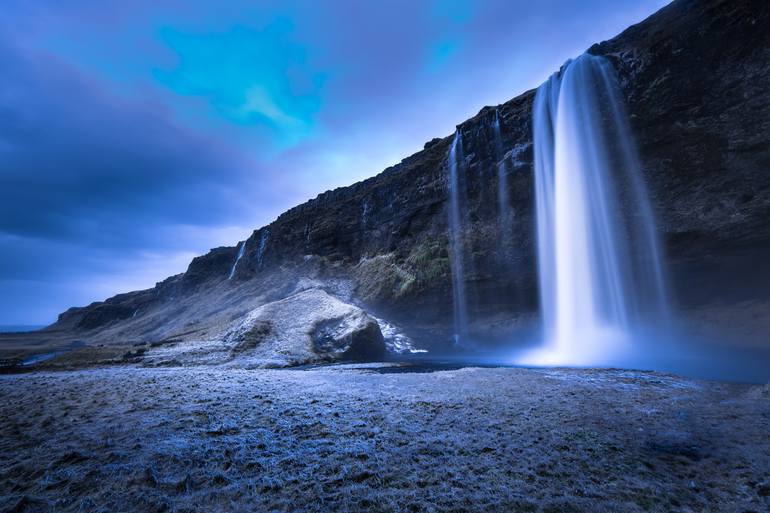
[436,54,769,383]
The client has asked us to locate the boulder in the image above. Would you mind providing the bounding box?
[223,288,385,367]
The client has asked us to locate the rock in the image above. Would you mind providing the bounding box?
[25,0,770,355]
[76,304,135,330]
[223,289,385,367]
[312,313,384,360]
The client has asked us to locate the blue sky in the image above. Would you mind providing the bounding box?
[0,0,670,324]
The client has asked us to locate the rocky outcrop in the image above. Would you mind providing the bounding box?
[223,288,385,366]
[33,0,770,354]
[141,289,385,368]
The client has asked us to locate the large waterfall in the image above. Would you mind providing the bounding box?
[523,54,669,366]
[447,130,470,346]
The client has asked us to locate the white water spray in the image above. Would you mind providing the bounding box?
[523,54,669,366]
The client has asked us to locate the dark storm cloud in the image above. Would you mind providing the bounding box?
[0,38,256,249]
[0,37,283,323]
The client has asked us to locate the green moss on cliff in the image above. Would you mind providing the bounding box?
[352,254,412,301]
[406,237,451,285]
[352,236,450,302]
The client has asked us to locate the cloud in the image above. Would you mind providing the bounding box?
[0,231,200,324]
[0,37,289,323]
[0,37,262,246]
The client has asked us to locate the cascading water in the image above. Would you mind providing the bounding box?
[228,241,246,280]
[361,199,371,229]
[492,109,511,229]
[447,130,469,346]
[492,107,518,282]
[256,229,270,269]
[522,53,669,366]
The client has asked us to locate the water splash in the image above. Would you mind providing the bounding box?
[373,316,427,354]
[228,241,246,280]
[447,130,469,346]
[522,54,669,366]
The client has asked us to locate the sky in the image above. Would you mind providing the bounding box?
[0,0,670,325]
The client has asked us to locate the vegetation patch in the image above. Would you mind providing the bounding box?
[230,320,273,355]
[352,236,450,302]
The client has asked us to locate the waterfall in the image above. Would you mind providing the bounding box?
[256,229,270,268]
[447,130,469,346]
[492,109,511,230]
[361,199,371,228]
[228,241,246,280]
[492,107,516,278]
[524,54,669,366]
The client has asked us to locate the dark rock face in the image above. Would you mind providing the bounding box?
[42,0,770,350]
[313,316,385,361]
[183,247,239,287]
[75,304,136,330]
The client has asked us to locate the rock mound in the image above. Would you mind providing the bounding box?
[223,288,385,367]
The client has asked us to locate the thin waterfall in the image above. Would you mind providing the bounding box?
[228,241,246,280]
[492,109,511,230]
[492,107,515,277]
[597,68,670,321]
[361,199,371,229]
[524,53,669,365]
[256,229,270,269]
[493,108,526,312]
[447,130,469,346]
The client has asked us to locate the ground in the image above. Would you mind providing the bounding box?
[1,364,769,513]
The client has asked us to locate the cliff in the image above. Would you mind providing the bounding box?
[37,0,770,353]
